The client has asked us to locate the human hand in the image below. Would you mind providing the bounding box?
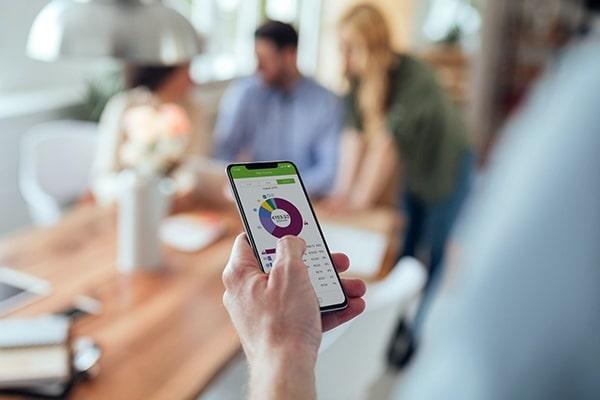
[222,234,366,364]
[320,194,351,215]
[170,190,198,214]
[78,189,96,206]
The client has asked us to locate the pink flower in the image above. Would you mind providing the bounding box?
[158,103,191,138]
[120,103,191,175]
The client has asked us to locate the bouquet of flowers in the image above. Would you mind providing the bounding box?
[120,103,191,176]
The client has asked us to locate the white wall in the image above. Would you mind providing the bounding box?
[0,0,111,93]
[0,1,100,234]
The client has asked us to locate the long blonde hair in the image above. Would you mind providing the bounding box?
[339,4,395,139]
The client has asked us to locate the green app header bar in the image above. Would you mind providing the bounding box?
[230,162,297,179]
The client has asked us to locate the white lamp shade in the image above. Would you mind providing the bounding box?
[27,0,201,65]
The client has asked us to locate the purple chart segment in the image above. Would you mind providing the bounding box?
[258,197,303,238]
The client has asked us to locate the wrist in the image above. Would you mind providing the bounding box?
[248,345,316,400]
[250,339,318,370]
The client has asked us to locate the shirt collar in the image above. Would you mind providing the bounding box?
[259,74,306,99]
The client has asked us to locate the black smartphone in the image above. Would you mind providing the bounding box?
[227,161,348,313]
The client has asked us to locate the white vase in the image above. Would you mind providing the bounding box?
[117,170,174,273]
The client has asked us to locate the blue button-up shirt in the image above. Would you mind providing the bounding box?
[213,75,343,197]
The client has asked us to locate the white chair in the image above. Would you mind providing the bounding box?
[315,257,427,400]
[19,120,98,226]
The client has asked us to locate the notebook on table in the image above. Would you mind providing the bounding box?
[0,315,71,389]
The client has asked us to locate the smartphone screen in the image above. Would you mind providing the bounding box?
[227,161,348,312]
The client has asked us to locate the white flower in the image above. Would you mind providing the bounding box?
[120,142,147,168]
[123,105,160,144]
[120,103,192,175]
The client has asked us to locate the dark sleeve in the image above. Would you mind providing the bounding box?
[343,91,363,132]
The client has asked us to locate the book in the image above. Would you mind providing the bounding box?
[0,315,71,388]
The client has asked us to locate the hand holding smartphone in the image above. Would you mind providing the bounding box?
[227,161,348,312]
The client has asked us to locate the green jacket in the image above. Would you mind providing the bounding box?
[344,54,470,204]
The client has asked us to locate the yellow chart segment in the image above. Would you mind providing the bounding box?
[261,199,276,212]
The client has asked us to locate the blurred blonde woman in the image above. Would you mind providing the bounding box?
[326,4,474,275]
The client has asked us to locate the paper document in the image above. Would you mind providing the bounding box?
[321,223,388,278]
[160,213,226,252]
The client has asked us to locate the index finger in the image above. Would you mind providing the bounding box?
[331,253,350,273]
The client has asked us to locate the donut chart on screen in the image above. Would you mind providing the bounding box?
[258,197,303,238]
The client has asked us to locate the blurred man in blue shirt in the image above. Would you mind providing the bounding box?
[213,21,343,197]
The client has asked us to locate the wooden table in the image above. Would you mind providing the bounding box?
[0,204,401,399]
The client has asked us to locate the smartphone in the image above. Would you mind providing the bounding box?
[227,161,348,312]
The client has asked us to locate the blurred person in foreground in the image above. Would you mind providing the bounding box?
[325,4,474,274]
[221,0,600,398]
[91,63,207,206]
[213,21,343,198]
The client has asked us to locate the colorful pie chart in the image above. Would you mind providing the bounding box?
[259,197,303,238]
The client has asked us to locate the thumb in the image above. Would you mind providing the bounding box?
[274,236,306,264]
[269,236,307,282]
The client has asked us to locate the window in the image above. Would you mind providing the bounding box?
[422,0,481,44]
[187,0,322,83]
